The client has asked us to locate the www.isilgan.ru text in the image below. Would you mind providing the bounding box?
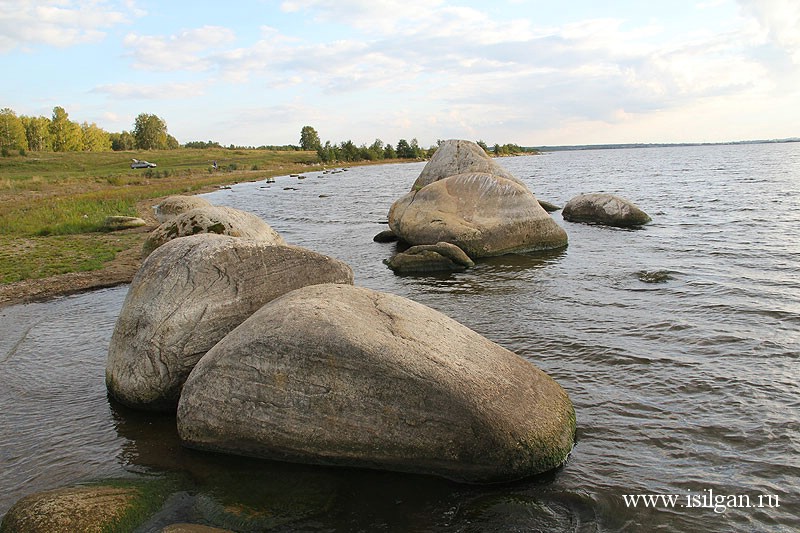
[622,489,780,513]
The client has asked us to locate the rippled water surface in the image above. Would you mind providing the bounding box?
[2,143,799,531]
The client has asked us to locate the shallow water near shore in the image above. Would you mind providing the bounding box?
[1,143,799,531]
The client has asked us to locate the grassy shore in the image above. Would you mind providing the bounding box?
[0,148,324,291]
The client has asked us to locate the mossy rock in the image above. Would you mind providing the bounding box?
[0,479,172,533]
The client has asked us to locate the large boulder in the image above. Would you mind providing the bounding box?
[177,284,575,484]
[388,172,568,257]
[106,234,354,412]
[562,193,651,227]
[154,195,213,223]
[142,205,285,258]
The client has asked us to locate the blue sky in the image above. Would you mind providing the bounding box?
[2,0,798,147]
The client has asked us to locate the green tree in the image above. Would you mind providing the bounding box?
[299,125,321,151]
[110,131,136,151]
[0,108,29,154]
[396,139,415,159]
[133,113,168,150]
[50,106,82,151]
[368,138,384,160]
[383,143,397,159]
[166,134,180,149]
[81,122,112,152]
[476,140,489,153]
[21,115,51,151]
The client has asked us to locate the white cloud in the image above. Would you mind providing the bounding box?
[737,0,800,62]
[0,0,136,52]
[124,26,236,71]
[92,81,206,99]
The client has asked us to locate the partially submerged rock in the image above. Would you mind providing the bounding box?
[373,229,398,243]
[538,199,561,212]
[107,234,354,411]
[387,242,474,273]
[177,283,575,483]
[389,171,568,257]
[562,193,651,227]
[142,205,285,258]
[154,195,213,224]
[0,485,144,533]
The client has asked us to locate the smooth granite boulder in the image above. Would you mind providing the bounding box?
[387,242,474,273]
[154,195,213,223]
[389,172,568,257]
[562,193,651,227]
[412,139,526,189]
[106,234,354,411]
[142,205,285,258]
[177,283,575,483]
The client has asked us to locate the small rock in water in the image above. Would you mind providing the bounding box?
[637,270,672,283]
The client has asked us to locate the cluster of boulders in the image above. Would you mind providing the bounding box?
[95,196,577,494]
[6,140,654,529]
[377,140,650,274]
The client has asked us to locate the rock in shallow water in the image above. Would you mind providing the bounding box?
[386,241,474,273]
[562,193,651,227]
[177,283,575,483]
[388,140,568,258]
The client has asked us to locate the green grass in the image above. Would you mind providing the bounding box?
[0,233,141,283]
[0,148,326,284]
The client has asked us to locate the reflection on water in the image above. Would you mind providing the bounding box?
[2,144,799,530]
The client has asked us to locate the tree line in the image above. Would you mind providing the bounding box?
[0,107,536,161]
[0,106,179,156]
[299,125,536,163]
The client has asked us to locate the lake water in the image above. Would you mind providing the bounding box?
[1,143,798,531]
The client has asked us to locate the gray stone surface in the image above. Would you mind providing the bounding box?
[562,193,651,227]
[154,195,213,223]
[106,234,354,411]
[387,242,474,273]
[177,283,575,483]
[413,139,526,189]
[389,172,568,257]
[142,205,285,258]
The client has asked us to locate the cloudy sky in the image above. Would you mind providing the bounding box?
[2,0,798,147]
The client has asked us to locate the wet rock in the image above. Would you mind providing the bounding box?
[389,171,567,258]
[637,270,672,283]
[0,484,147,533]
[387,242,474,273]
[142,206,285,258]
[177,283,575,483]
[154,195,213,224]
[107,234,354,412]
[388,140,567,258]
[373,229,398,243]
[562,193,651,227]
[538,199,561,212]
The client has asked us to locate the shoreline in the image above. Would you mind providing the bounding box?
[0,195,165,309]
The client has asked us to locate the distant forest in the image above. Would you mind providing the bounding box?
[0,107,537,163]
